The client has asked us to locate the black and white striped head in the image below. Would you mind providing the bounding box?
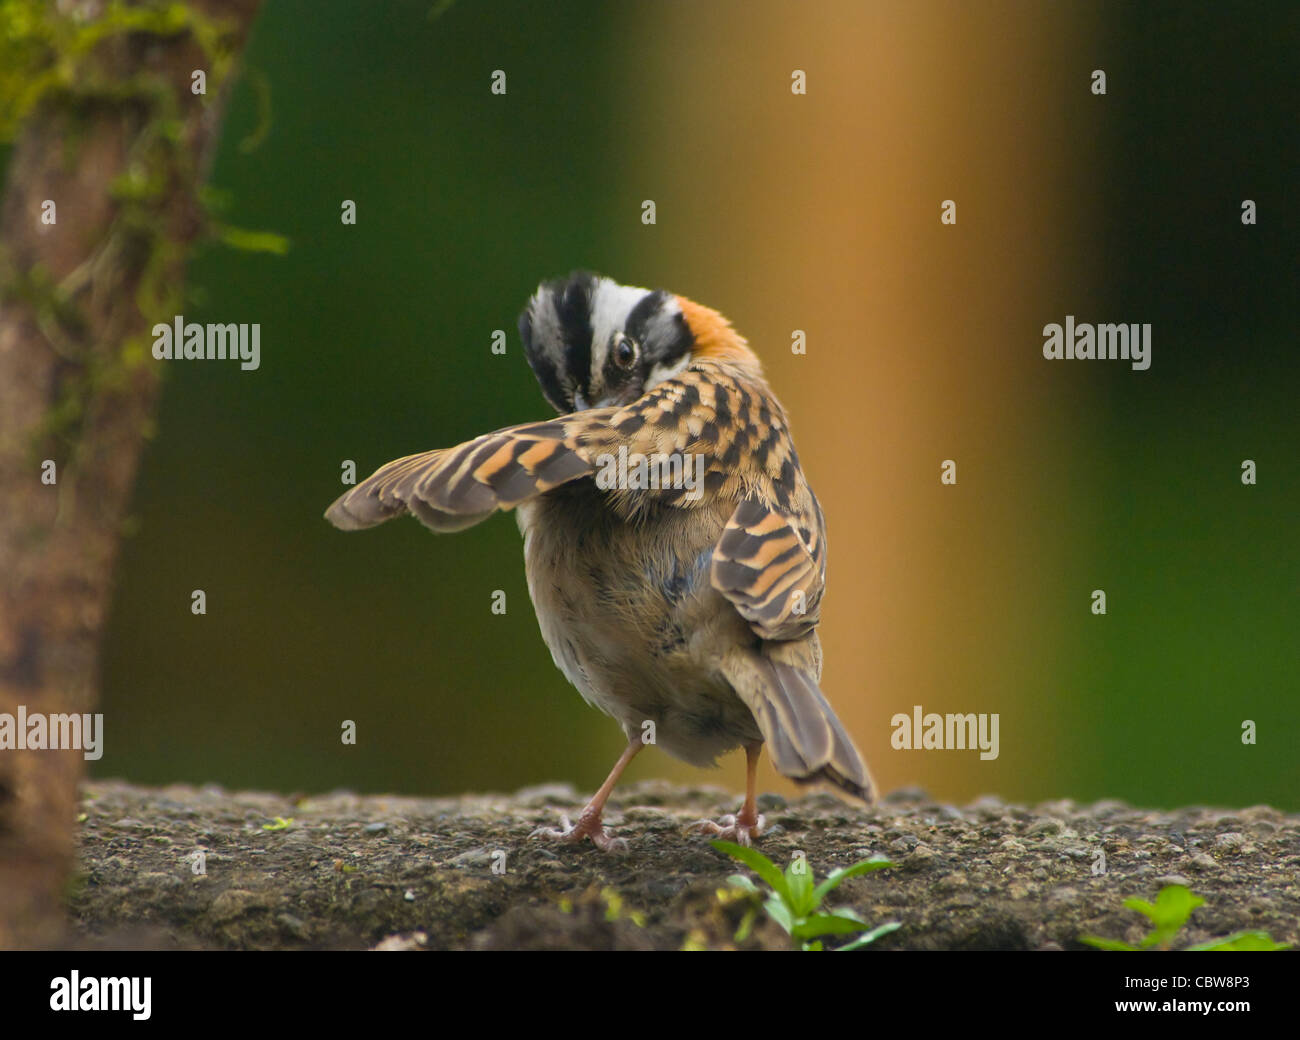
[518,272,695,413]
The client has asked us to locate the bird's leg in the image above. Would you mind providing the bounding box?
[530,740,642,852]
[735,742,765,834]
[690,742,767,845]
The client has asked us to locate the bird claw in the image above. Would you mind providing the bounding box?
[530,812,628,853]
[689,812,766,846]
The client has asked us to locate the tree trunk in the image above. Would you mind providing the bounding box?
[0,0,262,947]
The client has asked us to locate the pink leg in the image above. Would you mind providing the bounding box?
[690,743,766,846]
[531,741,642,852]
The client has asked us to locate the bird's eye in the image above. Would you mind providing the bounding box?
[613,333,639,370]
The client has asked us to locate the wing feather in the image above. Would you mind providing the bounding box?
[711,496,825,641]
[324,419,600,534]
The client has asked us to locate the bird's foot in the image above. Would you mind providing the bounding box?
[689,811,766,847]
[530,809,628,853]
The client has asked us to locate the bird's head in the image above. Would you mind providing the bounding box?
[517,271,757,414]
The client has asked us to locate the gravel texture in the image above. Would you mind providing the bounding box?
[67,779,1300,950]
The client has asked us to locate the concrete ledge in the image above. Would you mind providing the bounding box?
[68,780,1299,950]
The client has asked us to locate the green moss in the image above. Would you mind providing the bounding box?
[0,0,285,468]
[0,0,231,140]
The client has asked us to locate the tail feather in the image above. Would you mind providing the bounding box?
[763,660,833,772]
[724,650,874,804]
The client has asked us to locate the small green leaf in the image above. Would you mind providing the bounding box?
[791,913,874,941]
[1121,897,1157,921]
[733,906,758,943]
[1186,931,1290,952]
[764,894,795,936]
[785,861,817,916]
[726,874,759,894]
[213,223,290,255]
[1121,885,1204,948]
[261,816,293,831]
[711,840,789,902]
[1137,885,1204,930]
[812,856,894,904]
[838,921,903,950]
[1085,884,1286,952]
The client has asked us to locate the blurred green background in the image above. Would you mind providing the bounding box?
[40,0,1295,808]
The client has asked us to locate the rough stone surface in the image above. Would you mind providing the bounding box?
[67,780,1300,950]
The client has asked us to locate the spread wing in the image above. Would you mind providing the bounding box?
[325,418,601,533]
[326,360,755,532]
[327,360,829,636]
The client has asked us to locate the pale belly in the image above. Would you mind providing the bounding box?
[516,482,763,766]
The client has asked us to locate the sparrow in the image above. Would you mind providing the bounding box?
[325,272,873,849]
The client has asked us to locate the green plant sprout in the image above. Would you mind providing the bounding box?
[1081,884,1289,951]
[712,840,899,951]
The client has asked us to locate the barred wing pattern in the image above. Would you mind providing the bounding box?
[326,359,828,641]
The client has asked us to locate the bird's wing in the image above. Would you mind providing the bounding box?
[710,493,826,641]
[325,417,604,533]
[325,361,828,583]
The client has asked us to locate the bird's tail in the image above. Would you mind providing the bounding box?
[722,649,874,804]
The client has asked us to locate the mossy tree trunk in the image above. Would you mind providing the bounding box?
[0,0,262,947]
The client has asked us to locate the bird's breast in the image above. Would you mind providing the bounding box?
[515,480,761,763]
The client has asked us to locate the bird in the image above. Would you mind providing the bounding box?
[325,272,874,849]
